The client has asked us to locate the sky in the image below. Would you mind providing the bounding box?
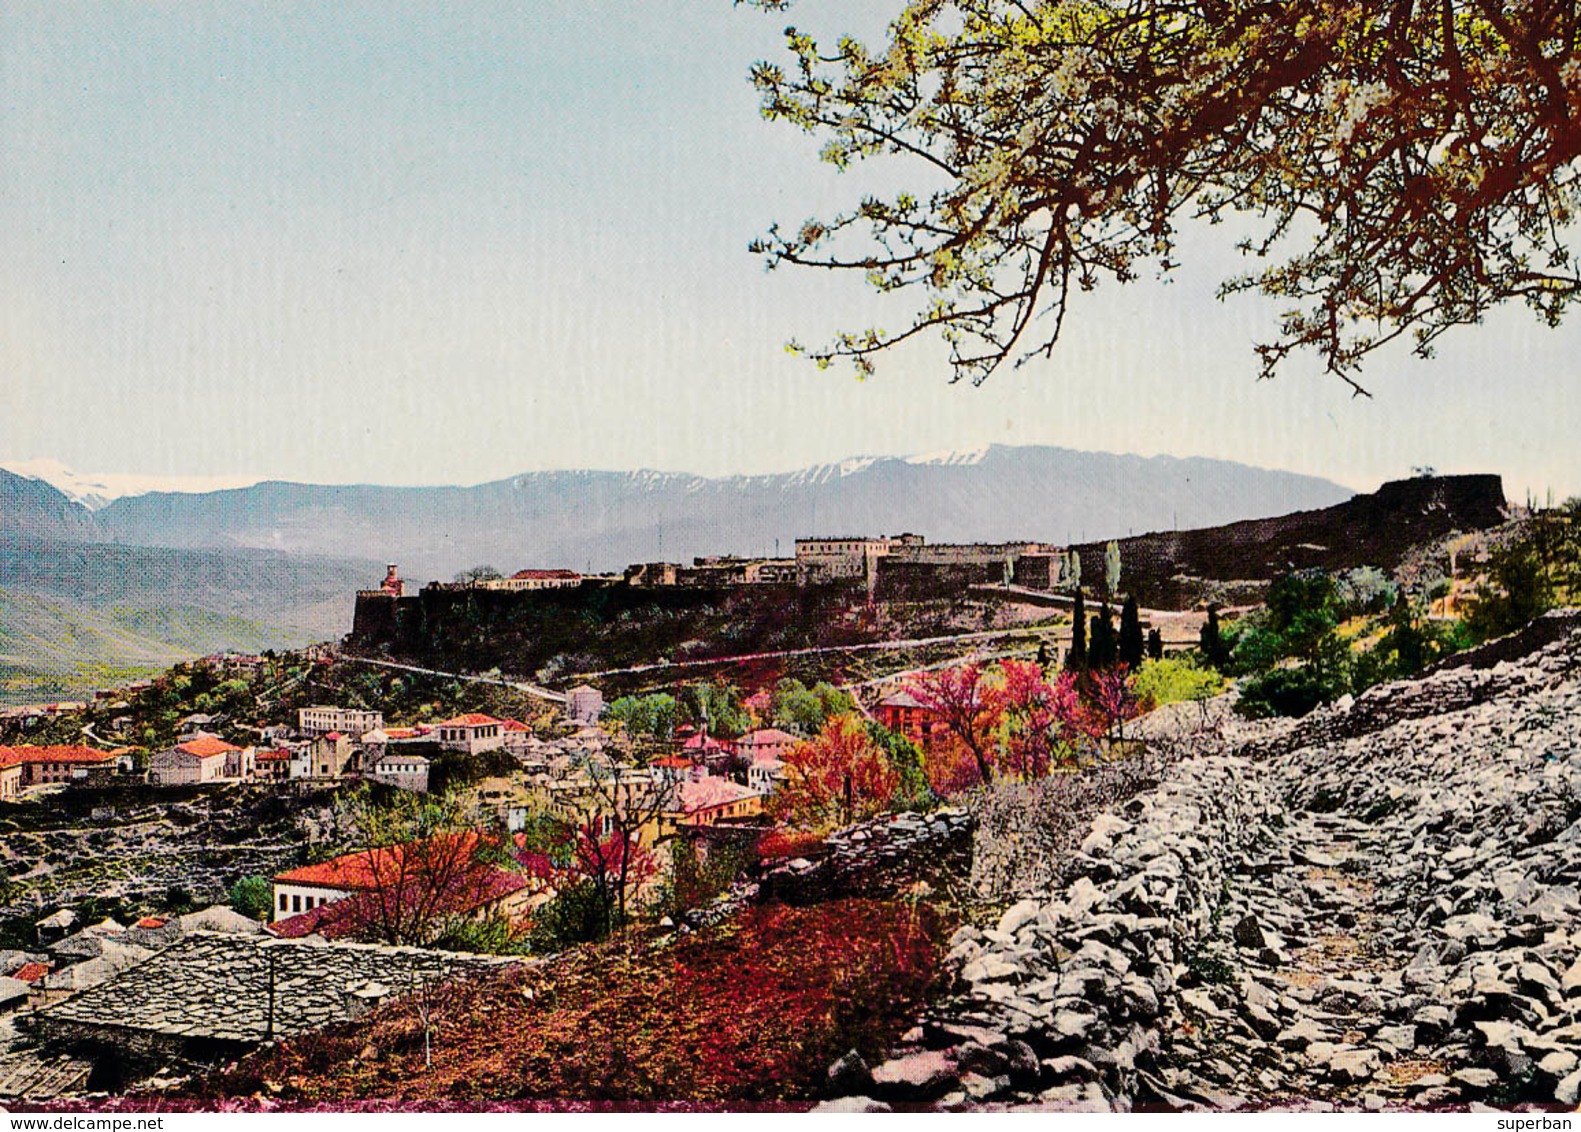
[1,1,1575,502]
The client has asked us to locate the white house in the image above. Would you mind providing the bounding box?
[272,856,369,918]
[297,706,384,737]
[367,751,431,793]
[478,569,582,591]
[747,755,785,796]
[434,714,505,755]
[148,738,245,786]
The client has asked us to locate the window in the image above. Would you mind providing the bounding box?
[292,895,301,913]
[279,894,288,912]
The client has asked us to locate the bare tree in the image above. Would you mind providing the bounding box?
[553,764,671,925]
[332,788,519,946]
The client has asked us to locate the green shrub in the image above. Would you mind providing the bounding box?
[1183,946,1235,985]
[1234,666,1338,719]
[228,875,273,921]
[433,913,524,955]
[1133,657,1225,706]
[527,879,615,954]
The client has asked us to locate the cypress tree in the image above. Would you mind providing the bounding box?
[1200,604,1228,670]
[1119,595,1145,669]
[1090,602,1118,669]
[1066,588,1087,670]
[1147,627,1164,661]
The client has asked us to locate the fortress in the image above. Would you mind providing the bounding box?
[350,475,1510,650]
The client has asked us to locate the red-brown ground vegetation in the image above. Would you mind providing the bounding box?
[753,828,827,863]
[180,899,947,1109]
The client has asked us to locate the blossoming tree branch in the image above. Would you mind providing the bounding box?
[746,0,1581,393]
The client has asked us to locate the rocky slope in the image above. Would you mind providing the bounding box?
[824,612,1581,1111]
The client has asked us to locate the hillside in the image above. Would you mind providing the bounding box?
[0,470,97,545]
[109,613,1581,1112]
[0,589,319,705]
[0,538,373,704]
[1068,474,1509,607]
[834,611,1581,1111]
[349,579,1059,691]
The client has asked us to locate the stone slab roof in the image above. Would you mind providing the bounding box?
[178,905,265,935]
[41,931,517,1044]
[0,1053,93,1101]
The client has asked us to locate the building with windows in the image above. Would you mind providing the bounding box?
[477,568,582,591]
[295,732,357,779]
[252,748,293,781]
[747,756,785,796]
[794,534,924,583]
[367,751,431,794]
[297,706,384,737]
[671,777,765,829]
[149,738,249,786]
[269,834,528,925]
[0,751,23,800]
[0,745,119,791]
[874,689,950,749]
[434,713,505,755]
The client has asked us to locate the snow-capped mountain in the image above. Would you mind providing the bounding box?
[0,459,265,511]
[3,445,1355,581]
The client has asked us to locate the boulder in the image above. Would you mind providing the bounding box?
[1556,1068,1581,1106]
[1450,1068,1500,1091]
[869,1050,961,1102]
[810,1096,893,1113]
[1232,914,1266,950]
[827,1049,873,1095]
[1327,1048,1381,1083]
[998,900,1042,936]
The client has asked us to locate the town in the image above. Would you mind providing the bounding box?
[2,477,1581,1110]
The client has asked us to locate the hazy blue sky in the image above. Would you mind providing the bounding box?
[1,1,1574,500]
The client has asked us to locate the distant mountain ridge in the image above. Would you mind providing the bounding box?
[5,445,1356,581]
[0,446,1359,703]
[0,458,265,511]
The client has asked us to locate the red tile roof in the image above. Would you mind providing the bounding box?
[740,728,799,747]
[651,755,692,769]
[255,748,293,762]
[135,916,166,929]
[436,713,502,728]
[502,720,531,732]
[267,864,531,941]
[436,711,502,730]
[322,731,344,741]
[175,737,240,758]
[274,833,488,891]
[1,745,117,766]
[680,733,733,753]
[678,777,761,814]
[12,962,50,983]
[511,569,580,580]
